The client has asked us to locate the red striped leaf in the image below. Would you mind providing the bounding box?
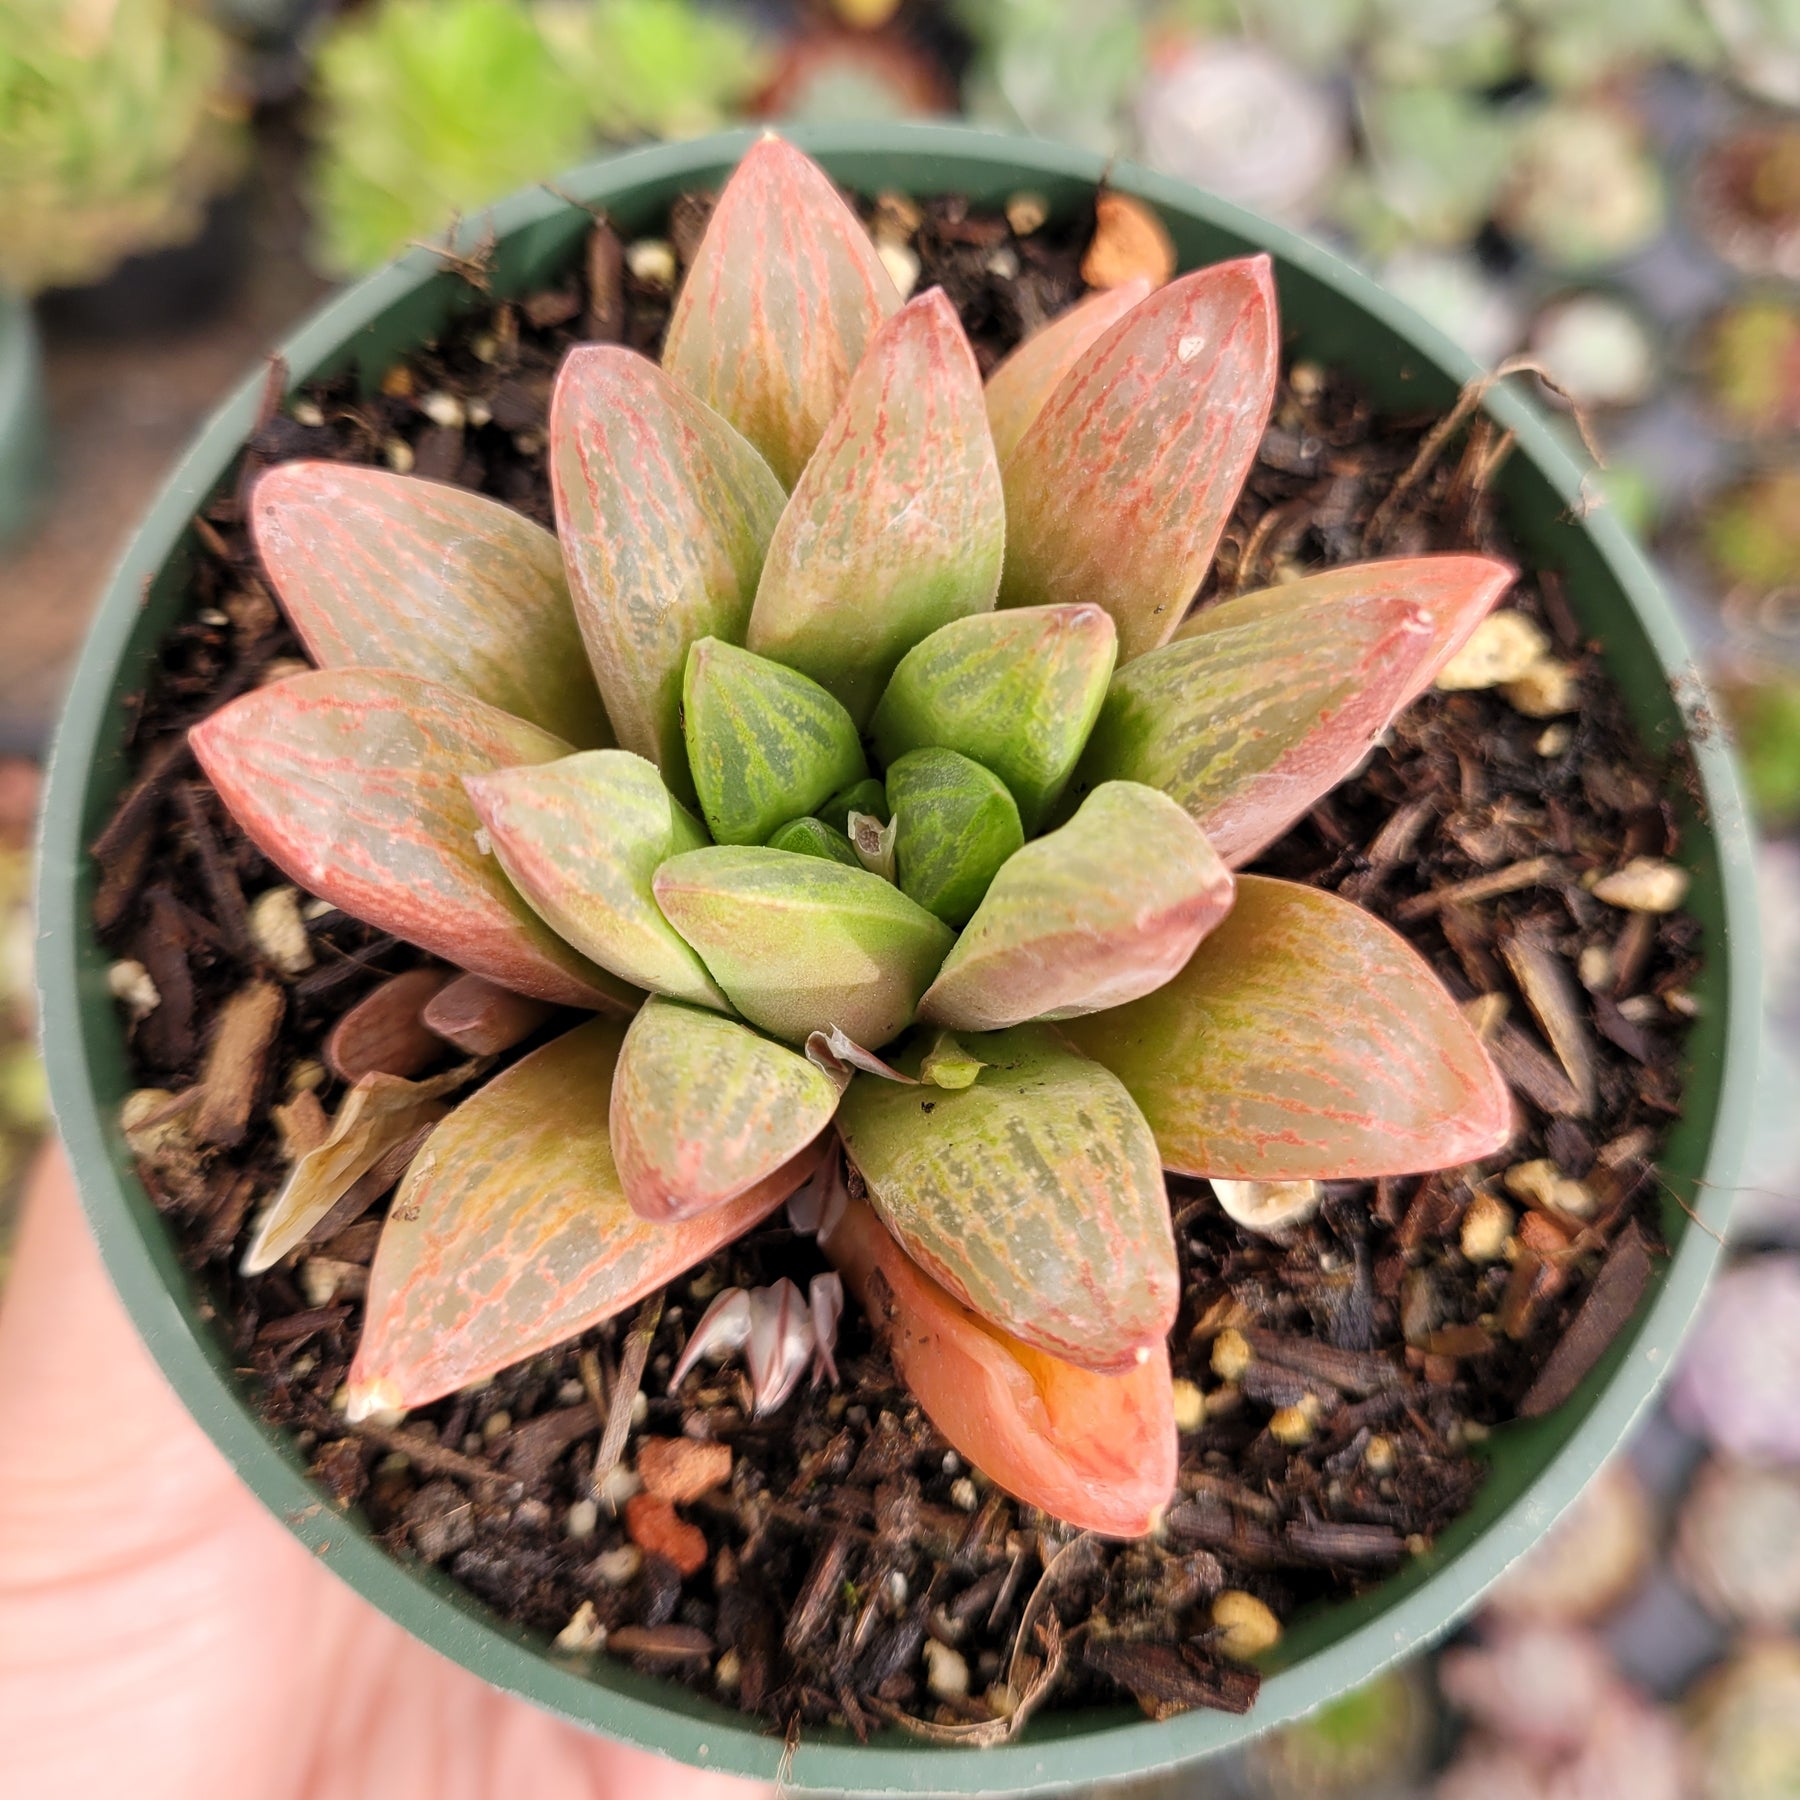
[551,347,786,805]
[748,289,1005,725]
[837,1024,1177,1373]
[189,669,632,1010]
[998,257,1280,663]
[662,135,900,486]
[1173,554,1516,704]
[251,463,609,748]
[346,1020,821,1415]
[823,1197,1176,1538]
[983,278,1152,464]
[463,749,725,1010]
[919,782,1235,1033]
[1063,876,1513,1181]
[611,996,841,1222]
[1070,588,1439,867]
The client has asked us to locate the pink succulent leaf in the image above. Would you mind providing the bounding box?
[1071,588,1441,868]
[786,1144,849,1239]
[670,1286,753,1388]
[250,463,611,749]
[1173,554,1516,705]
[983,278,1152,464]
[823,1196,1177,1538]
[804,1024,918,1089]
[551,347,787,805]
[421,974,555,1057]
[662,135,901,486]
[1062,875,1514,1180]
[809,1271,844,1387]
[747,288,1006,726]
[188,669,633,1011]
[747,1277,815,1416]
[345,1020,820,1417]
[919,782,1235,1034]
[837,1023,1179,1375]
[998,256,1280,663]
[609,996,841,1223]
[463,749,726,1010]
[652,847,955,1048]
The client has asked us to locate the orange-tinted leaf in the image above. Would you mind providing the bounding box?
[998,257,1280,662]
[983,279,1151,464]
[919,782,1234,1033]
[823,1198,1176,1538]
[346,1020,820,1415]
[662,135,900,486]
[837,1025,1177,1373]
[610,996,840,1222]
[251,463,610,748]
[748,289,1005,725]
[1070,588,1438,868]
[551,347,786,804]
[1063,877,1513,1180]
[1173,554,1517,705]
[189,669,632,1010]
[464,749,724,1010]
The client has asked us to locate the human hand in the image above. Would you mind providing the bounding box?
[0,1145,762,1800]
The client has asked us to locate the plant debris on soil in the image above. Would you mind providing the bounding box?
[94,186,1701,1740]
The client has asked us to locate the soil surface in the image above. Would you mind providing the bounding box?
[95,188,1700,1740]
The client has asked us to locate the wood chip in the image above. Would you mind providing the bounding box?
[1395,856,1565,921]
[1519,1224,1655,1417]
[1240,1328,1406,1396]
[1501,929,1597,1117]
[1282,1520,1408,1568]
[1462,1000,1585,1116]
[1080,1639,1259,1719]
[785,1529,854,1657]
[194,980,286,1145]
[584,220,625,342]
[606,1623,714,1664]
[325,967,454,1080]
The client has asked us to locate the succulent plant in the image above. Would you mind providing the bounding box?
[1698,294,1800,441]
[188,139,1516,1538]
[0,0,247,296]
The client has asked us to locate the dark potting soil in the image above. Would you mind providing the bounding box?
[93,188,1702,1739]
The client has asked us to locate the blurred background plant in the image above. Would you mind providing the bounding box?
[1,0,1798,1788]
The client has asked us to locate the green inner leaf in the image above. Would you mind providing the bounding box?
[767,816,862,866]
[887,747,1025,929]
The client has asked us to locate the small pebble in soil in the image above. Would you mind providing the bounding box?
[1591,857,1691,913]
[924,1638,971,1701]
[1213,1591,1282,1660]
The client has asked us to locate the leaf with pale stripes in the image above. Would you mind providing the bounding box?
[252,463,610,748]
[682,638,867,846]
[189,670,633,1010]
[1173,554,1516,705]
[463,749,725,1010]
[551,347,786,805]
[823,1197,1176,1538]
[983,279,1152,464]
[1063,876,1514,1180]
[748,289,1005,725]
[837,1024,1177,1373]
[868,604,1118,833]
[920,782,1234,1033]
[610,997,841,1222]
[998,257,1280,662]
[1070,587,1441,867]
[653,846,954,1048]
[345,1019,821,1416]
[886,748,1023,929]
[662,135,900,486]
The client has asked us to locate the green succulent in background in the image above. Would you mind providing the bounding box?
[1496,99,1667,271]
[0,0,246,296]
[1516,0,1722,90]
[1703,466,1800,595]
[1722,672,1800,827]
[1699,293,1800,440]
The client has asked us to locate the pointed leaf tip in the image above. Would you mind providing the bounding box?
[824,1197,1176,1538]
[748,288,1005,726]
[1063,876,1514,1181]
[348,1020,821,1412]
[462,749,725,1010]
[610,997,840,1222]
[551,347,786,805]
[999,256,1280,662]
[189,669,631,1010]
[662,136,900,486]
[838,1024,1178,1373]
[251,462,610,749]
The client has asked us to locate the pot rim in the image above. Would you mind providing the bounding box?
[36,123,1761,1794]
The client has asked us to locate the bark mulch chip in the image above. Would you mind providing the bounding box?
[92,191,1700,1741]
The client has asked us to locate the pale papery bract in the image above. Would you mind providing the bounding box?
[187,137,1515,1538]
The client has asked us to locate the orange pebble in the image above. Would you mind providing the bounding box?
[1081,193,1176,291]
[637,1436,733,1506]
[624,1492,708,1577]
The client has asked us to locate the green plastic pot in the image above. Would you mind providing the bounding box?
[37,125,1760,1794]
[0,287,47,545]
